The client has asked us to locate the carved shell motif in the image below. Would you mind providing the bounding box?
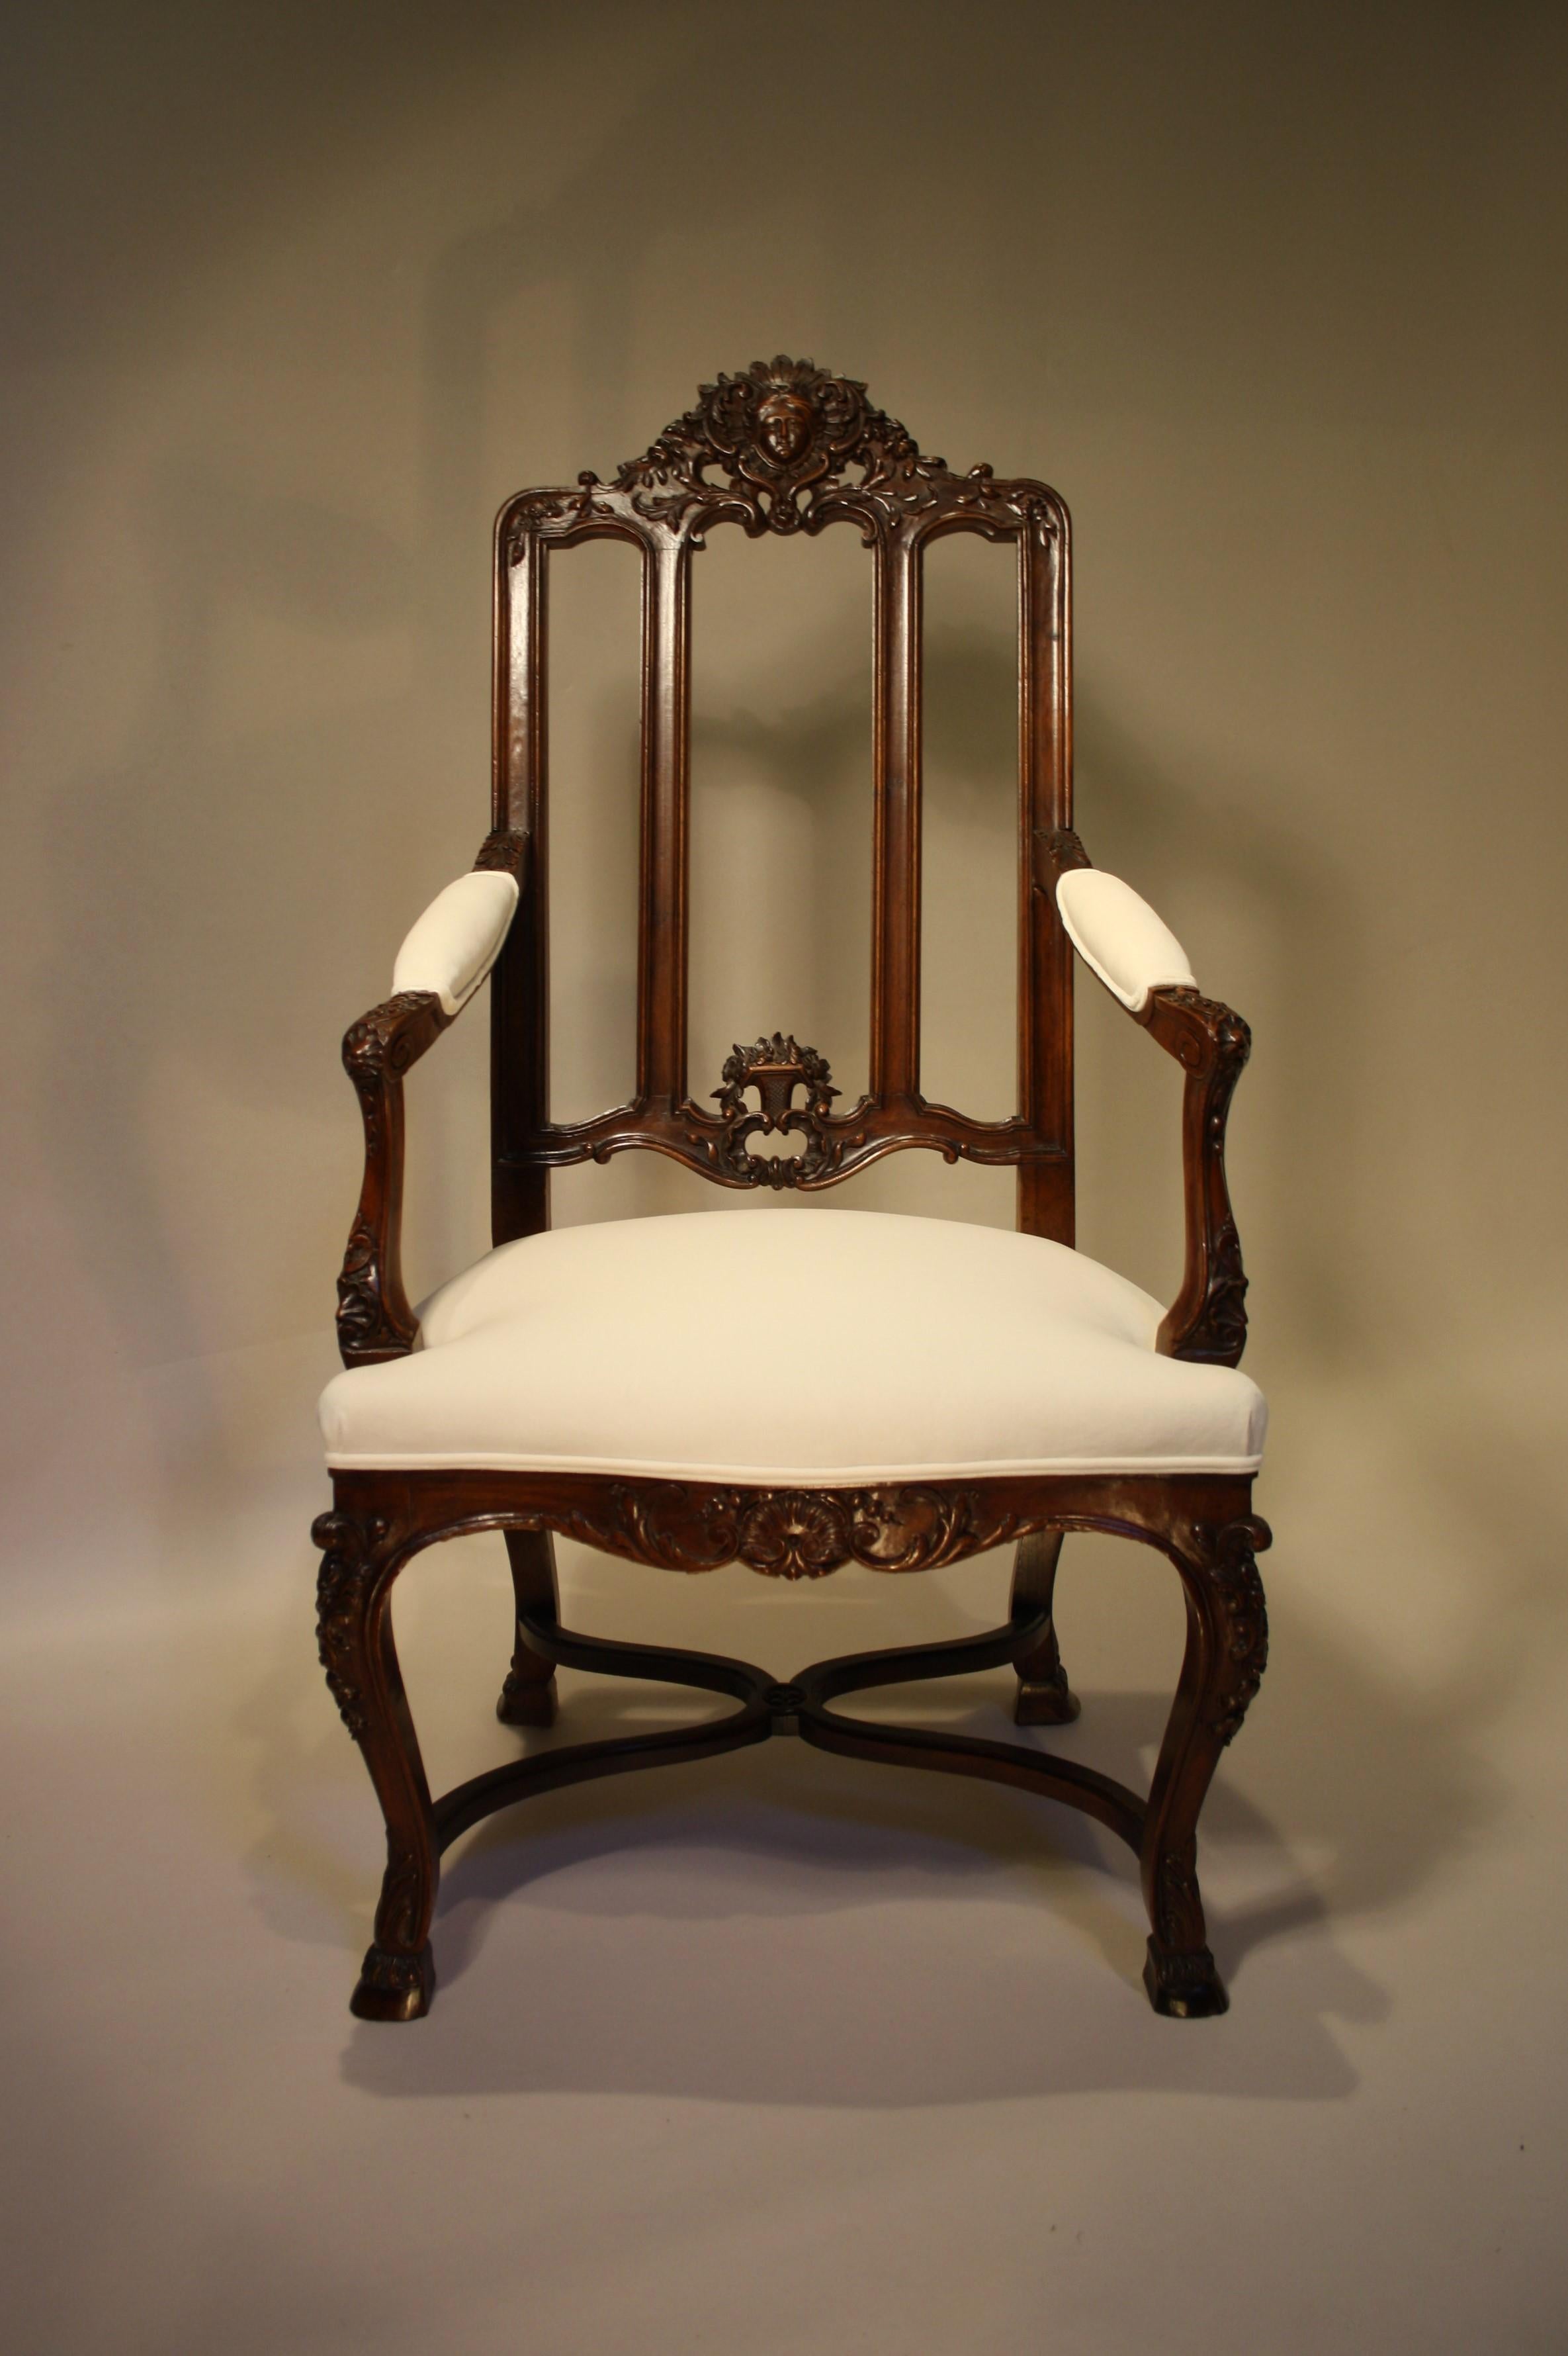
[564,1480,1029,1580]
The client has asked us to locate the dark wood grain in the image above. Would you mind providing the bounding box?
[490,357,1074,1224]
[312,1498,437,2020]
[312,1467,1269,2022]
[1143,990,1251,1364]
[1039,827,1253,1367]
[496,1528,559,1727]
[1008,1529,1080,1725]
[333,831,525,1369]
[316,362,1269,2025]
[335,992,447,1367]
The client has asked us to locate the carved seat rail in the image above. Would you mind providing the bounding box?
[313,1469,1269,2024]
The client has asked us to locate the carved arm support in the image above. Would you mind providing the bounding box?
[1137,985,1251,1364]
[1043,828,1252,1367]
[335,831,526,1367]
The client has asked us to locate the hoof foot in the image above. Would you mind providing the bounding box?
[1143,1938,1228,2018]
[351,1942,435,2022]
[498,1671,558,1727]
[1014,1670,1080,1727]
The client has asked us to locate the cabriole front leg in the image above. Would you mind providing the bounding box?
[1010,1529,1080,1725]
[312,1496,439,2021]
[1140,1515,1271,2017]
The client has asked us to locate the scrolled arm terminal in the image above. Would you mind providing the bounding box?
[335,831,525,1367]
[1043,831,1252,1367]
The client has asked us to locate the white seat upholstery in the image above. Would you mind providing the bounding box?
[319,1210,1266,1482]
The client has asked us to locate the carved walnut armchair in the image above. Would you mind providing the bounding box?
[313,360,1268,2026]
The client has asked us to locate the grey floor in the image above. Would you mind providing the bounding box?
[5,1514,1563,2355]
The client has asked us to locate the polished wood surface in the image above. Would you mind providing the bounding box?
[488,357,1074,1232]
[317,361,1268,2024]
[333,827,525,1370]
[314,1472,1268,2022]
[1040,825,1252,1365]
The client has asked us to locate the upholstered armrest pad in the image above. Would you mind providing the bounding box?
[391,870,519,1016]
[1057,868,1198,1012]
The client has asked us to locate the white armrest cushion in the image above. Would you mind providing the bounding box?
[1056,868,1198,1012]
[391,870,519,1016]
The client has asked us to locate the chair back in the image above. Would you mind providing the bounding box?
[490,359,1076,1242]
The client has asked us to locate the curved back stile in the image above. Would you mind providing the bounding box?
[487,359,1076,1246]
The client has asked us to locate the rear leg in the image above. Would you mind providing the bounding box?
[497,1527,560,1727]
[1010,1529,1080,1725]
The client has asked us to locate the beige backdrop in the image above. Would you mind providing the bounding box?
[3,3,1565,2351]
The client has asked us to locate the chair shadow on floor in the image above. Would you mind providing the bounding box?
[334,1721,1364,2108]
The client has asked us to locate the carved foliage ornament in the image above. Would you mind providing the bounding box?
[1154,1835,1205,1954]
[312,1509,389,1740]
[341,991,445,1128]
[374,1832,427,1955]
[1190,1214,1248,1365]
[1045,827,1092,874]
[1192,1516,1270,1745]
[563,1480,1032,1580]
[709,1032,843,1189]
[335,1214,391,1357]
[471,827,528,882]
[616,357,912,531]
[501,359,1060,554]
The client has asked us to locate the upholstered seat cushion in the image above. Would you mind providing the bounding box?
[319,1210,1265,1481]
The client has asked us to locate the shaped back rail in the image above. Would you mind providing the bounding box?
[488,359,1075,1244]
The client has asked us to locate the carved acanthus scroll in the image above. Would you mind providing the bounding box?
[471,827,529,882]
[1192,1516,1271,1744]
[312,1508,389,1740]
[1044,826,1092,874]
[560,1480,1041,1580]
[616,355,936,535]
[709,1033,842,1189]
[503,357,1064,559]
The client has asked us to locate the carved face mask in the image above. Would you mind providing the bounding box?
[756,391,813,465]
